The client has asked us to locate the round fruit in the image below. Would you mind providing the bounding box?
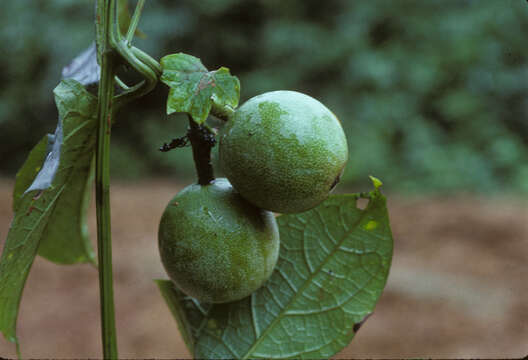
[158,178,279,303]
[219,90,348,213]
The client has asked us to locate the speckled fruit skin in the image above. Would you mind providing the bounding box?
[158,178,279,303]
[219,90,348,213]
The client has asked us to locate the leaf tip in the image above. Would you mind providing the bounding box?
[15,338,22,359]
[0,330,20,357]
[154,278,172,288]
[353,312,372,333]
[369,175,383,189]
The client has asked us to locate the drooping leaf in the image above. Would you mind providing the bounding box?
[0,79,97,348]
[35,80,97,265]
[161,53,240,124]
[62,42,101,86]
[37,157,96,265]
[12,136,49,212]
[24,121,63,194]
[157,179,393,359]
[12,87,97,265]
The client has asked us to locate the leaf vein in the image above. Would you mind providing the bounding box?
[241,202,371,359]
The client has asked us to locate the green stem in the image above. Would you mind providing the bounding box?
[113,43,159,111]
[95,0,118,358]
[125,0,146,44]
[114,75,130,90]
[131,46,162,74]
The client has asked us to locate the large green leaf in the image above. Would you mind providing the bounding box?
[0,79,97,348]
[156,280,212,356]
[161,53,240,124]
[157,178,393,359]
[18,80,97,265]
[37,157,96,265]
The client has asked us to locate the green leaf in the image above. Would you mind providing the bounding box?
[369,175,383,189]
[32,79,97,265]
[0,79,97,347]
[155,280,212,356]
[37,158,96,265]
[13,136,49,212]
[160,53,240,124]
[157,181,393,359]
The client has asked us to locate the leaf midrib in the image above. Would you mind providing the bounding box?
[241,205,369,359]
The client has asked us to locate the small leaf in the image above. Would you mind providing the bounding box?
[62,42,101,86]
[369,175,383,189]
[0,79,97,348]
[161,53,240,124]
[157,182,393,359]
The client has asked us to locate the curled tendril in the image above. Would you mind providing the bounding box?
[107,0,161,112]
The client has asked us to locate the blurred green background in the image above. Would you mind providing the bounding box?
[1,0,527,194]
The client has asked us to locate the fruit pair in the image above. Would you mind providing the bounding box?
[159,91,348,303]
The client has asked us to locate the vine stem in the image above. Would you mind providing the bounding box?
[125,0,145,44]
[95,0,118,358]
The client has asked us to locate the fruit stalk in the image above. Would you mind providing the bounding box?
[95,0,118,358]
[187,116,215,185]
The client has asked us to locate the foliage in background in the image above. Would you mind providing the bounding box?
[1,0,528,193]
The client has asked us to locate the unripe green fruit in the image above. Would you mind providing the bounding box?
[158,178,279,303]
[219,90,348,213]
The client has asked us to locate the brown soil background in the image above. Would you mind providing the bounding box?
[0,179,527,358]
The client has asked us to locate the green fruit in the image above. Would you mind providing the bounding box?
[219,90,348,213]
[158,178,279,303]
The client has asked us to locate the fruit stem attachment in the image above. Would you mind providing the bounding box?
[211,102,235,122]
[187,116,216,185]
